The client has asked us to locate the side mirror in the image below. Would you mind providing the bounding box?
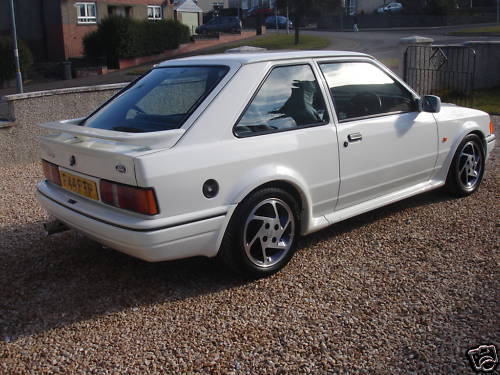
[421,95,441,113]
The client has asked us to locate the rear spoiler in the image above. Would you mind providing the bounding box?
[40,118,185,150]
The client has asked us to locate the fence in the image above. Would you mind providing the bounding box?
[403,45,476,107]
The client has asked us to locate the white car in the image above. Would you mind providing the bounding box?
[37,51,495,277]
[376,2,403,13]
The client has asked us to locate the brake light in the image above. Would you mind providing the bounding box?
[42,160,61,185]
[489,120,494,135]
[99,180,159,215]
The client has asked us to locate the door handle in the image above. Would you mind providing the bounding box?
[348,132,362,142]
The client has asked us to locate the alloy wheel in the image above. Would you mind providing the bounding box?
[458,140,483,190]
[243,198,295,268]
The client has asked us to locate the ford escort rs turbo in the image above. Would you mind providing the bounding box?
[37,51,496,276]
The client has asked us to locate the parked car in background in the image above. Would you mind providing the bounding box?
[265,15,293,29]
[376,2,403,13]
[196,16,242,34]
[37,51,495,277]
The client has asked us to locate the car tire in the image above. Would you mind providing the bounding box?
[218,187,299,277]
[445,134,485,197]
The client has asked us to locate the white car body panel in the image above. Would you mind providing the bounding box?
[36,51,495,263]
[334,111,438,210]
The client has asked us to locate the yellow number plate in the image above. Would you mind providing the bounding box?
[59,171,99,200]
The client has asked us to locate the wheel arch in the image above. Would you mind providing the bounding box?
[444,129,486,196]
[242,180,305,215]
[235,178,311,233]
[214,176,313,257]
[215,166,314,245]
[436,124,487,183]
[468,129,487,152]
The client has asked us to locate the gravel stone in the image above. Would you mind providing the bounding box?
[0,118,498,374]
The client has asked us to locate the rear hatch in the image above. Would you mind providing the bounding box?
[40,118,185,187]
[38,64,231,208]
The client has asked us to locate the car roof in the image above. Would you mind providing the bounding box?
[156,50,372,67]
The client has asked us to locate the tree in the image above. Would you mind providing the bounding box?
[276,0,341,45]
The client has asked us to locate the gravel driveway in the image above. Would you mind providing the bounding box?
[1,119,498,374]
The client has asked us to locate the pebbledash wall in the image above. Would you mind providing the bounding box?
[0,83,126,165]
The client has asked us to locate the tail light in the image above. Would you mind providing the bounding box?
[99,180,159,215]
[42,160,61,185]
[489,120,494,135]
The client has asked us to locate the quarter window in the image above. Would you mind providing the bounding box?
[319,62,416,121]
[234,65,329,137]
[76,2,97,24]
[147,5,162,20]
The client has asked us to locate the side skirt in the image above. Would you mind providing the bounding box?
[304,179,445,235]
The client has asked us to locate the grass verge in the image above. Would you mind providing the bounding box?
[450,25,500,36]
[471,86,500,114]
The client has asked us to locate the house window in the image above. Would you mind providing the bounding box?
[108,5,131,17]
[147,5,162,20]
[76,2,97,24]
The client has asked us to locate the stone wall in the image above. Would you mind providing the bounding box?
[0,83,127,165]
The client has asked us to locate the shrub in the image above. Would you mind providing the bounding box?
[83,17,191,67]
[82,30,104,64]
[0,37,33,84]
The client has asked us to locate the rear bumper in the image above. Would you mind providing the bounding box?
[37,182,232,262]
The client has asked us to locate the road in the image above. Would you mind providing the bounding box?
[300,27,500,72]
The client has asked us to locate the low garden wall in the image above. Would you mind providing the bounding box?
[118,29,262,69]
[0,83,126,165]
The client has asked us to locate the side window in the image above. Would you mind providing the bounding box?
[319,62,416,121]
[234,65,329,137]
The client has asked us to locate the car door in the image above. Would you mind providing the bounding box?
[232,62,341,221]
[318,60,438,211]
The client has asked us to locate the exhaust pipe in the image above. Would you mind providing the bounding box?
[44,219,70,235]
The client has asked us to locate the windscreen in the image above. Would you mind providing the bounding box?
[84,66,229,133]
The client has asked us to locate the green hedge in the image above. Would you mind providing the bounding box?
[83,17,191,67]
[0,37,33,84]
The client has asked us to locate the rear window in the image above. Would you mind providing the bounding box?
[84,66,229,133]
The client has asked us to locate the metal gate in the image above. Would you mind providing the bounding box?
[403,45,476,107]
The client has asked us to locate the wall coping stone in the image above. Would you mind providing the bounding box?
[399,36,434,45]
[463,41,500,45]
[2,82,129,102]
